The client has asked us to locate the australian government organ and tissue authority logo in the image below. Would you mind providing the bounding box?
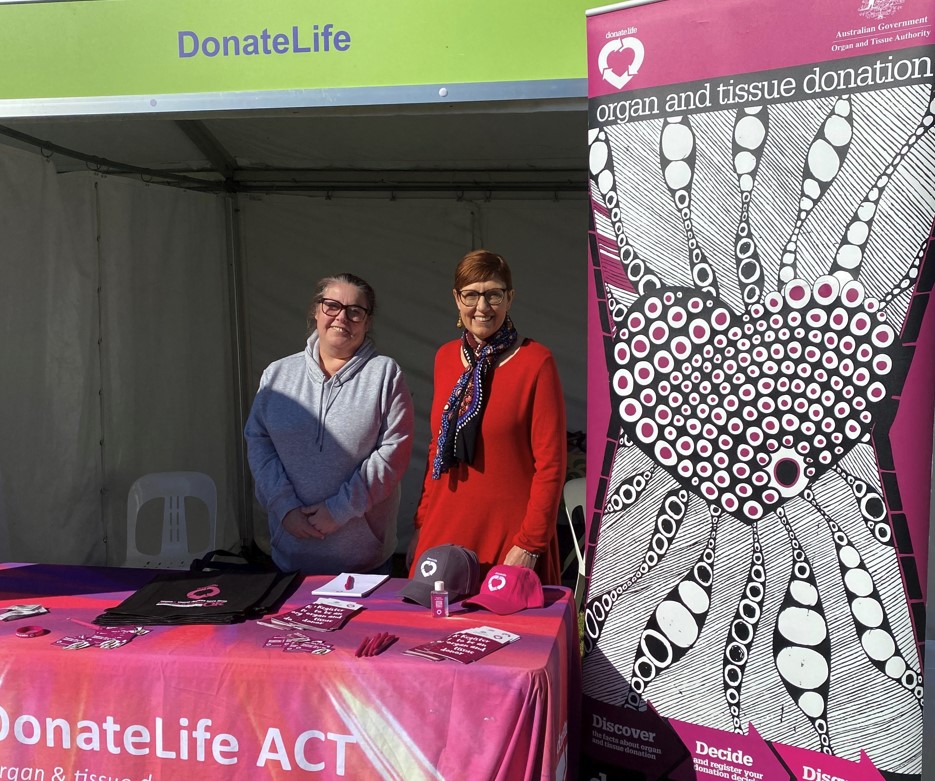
[860,0,908,21]
[835,13,930,52]
[177,22,351,59]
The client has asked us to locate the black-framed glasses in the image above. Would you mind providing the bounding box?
[457,288,508,306]
[318,298,370,322]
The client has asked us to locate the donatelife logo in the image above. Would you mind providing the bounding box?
[598,36,645,90]
[486,573,507,592]
[157,583,226,608]
[188,584,221,600]
[420,559,438,579]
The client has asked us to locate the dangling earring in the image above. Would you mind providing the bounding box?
[456,316,463,329]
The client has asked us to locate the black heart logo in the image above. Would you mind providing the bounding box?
[612,278,897,522]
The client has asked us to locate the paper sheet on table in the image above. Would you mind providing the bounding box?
[311,572,389,598]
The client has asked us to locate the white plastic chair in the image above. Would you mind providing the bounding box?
[125,471,218,569]
[561,477,587,611]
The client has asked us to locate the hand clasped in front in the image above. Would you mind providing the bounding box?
[283,504,340,540]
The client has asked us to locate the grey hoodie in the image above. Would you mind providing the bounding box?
[245,333,414,575]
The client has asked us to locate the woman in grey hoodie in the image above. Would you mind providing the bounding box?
[245,273,414,575]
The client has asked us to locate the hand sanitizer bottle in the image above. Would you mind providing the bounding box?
[431,580,449,618]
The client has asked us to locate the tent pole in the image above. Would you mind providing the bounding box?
[224,193,254,552]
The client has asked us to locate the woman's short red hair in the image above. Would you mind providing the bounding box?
[454,249,513,291]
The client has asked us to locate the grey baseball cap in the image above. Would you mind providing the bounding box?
[400,544,480,608]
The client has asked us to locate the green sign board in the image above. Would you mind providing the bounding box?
[0,0,592,111]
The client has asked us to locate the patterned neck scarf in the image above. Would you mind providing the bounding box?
[431,316,518,479]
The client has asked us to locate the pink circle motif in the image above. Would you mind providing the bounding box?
[851,314,871,335]
[669,308,687,327]
[638,420,658,442]
[632,336,651,356]
[872,325,894,348]
[188,585,220,600]
[691,321,710,342]
[614,370,633,395]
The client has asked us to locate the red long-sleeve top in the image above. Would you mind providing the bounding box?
[411,338,567,584]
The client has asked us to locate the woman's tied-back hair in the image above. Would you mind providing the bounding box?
[454,250,513,291]
[306,272,376,337]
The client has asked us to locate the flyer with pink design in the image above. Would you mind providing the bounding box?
[405,626,520,663]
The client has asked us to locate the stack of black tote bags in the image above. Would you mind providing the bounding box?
[96,550,301,626]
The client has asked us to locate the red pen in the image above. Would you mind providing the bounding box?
[356,634,376,658]
[363,633,381,657]
[372,634,398,656]
[68,617,100,630]
[367,632,389,657]
[354,635,370,658]
[344,575,355,591]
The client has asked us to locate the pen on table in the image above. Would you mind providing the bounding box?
[356,633,380,657]
[356,632,380,658]
[372,634,398,656]
[344,575,355,591]
[364,632,384,657]
[359,632,398,658]
[68,617,100,630]
[354,635,371,658]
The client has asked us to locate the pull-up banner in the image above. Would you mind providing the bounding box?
[584,1,935,779]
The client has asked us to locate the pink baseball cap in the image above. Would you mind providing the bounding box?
[463,564,545,615]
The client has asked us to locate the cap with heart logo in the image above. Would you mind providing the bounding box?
[462,564,545,615]
[401,545,480,608]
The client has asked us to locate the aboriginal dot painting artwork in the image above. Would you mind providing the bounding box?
[584,3,935,780]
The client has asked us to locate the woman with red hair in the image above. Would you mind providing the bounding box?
[408,250,567,584]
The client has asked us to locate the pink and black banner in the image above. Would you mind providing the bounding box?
[583,1,935,780]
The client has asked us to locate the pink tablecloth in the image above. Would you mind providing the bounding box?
[0,563,580,780]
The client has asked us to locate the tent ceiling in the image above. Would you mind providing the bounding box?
[0,98,589,194]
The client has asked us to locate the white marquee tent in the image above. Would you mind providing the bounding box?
[0,101,589,565]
